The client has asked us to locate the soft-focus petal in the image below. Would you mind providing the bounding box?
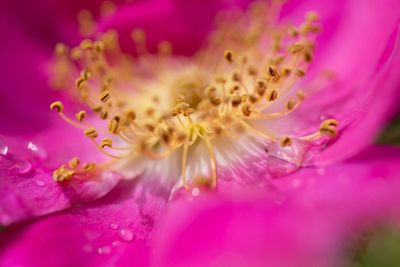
[0,177,167,267]
[153,146,400,267]
[99,0,238,55]
[283,0,400,164]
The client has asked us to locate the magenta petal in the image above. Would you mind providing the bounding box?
[153,146,400,267]
[0,178,167,267]
[0,153,121,226]
[308,27,400,165]
[98,0,229,55]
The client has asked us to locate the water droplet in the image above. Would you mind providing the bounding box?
[97,246,111,255]
[119,228,134,242]
[35,179,46,187]
[0,139,9,156]
[111,240,120,247]
[27,142,47,160]
[110,223,119,230]
[265,139,309,178]
[191,187,200,197]
[9,161,32,175]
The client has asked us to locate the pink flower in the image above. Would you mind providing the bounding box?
[1,0,400,266]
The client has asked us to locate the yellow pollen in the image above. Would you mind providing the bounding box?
[53,165,75,182]
[50,101,63,112]
[76,111,86,122]
[84,128,98,139]
[69,157,80,169]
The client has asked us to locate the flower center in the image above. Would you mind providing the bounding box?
[50,1,338,189]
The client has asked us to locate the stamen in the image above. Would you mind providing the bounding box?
[53,165,75,182]
[49,4,336,189]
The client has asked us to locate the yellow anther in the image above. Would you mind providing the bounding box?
[55,43,67,56]
[280,136,293,147]
[266,89,278,102]
[249,94,258,103]
[320,119,338,137]
[248,65,258,76]
[75,77,86,90]
[131,29,146,43]
[224,50,234,63]
[80,39,93,50]
[83,163,96,172]
[215,75,227,84]
[93,106,102,113]
[100,138,113,149]
[182,108,194,117]
[286,100,296,111]
[53,165,75,182]
[282,68,292,77]
[289,27,299,37]
[71,47,83,60]
[94,41,105,53]
[205,86,217,96]
[296,69,306,77]
[108,116,120,134]
[231,95,242,107]
[100,110,109,120]
[209,96,222,106]
[68,157,80,169]
[266,66,280,82]
[256,80,267,96]
[81,69,92,80]
[158,41,172,54]
[232,71,241,82]
[296,90,306,101]
[270,55,285,66]
[289,43,305,54]
[84,128,98,138]
[100,90,111,103]
[75,111,86,122]
[306,11,319,22]
[50,101,64,112]
[125,110,136,121]
[144,124,156,132]
[304,51,313,62]
[242,104,252,116]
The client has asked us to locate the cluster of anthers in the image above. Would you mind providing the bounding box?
[50,1,338,189]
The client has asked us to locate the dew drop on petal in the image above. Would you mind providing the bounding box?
[9,161,32,175]
[119,228,134,242]
[111,240,120,247]
[97,246,111,255]
[27,142,48,160]
[35,179,46,187]
[110,223,119,230]
[0,139,9,156]
[191,187,200,197]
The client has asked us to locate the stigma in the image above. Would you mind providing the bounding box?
[50,1,338,190]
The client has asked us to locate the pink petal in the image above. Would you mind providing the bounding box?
[0,148,121,226]
[0,177,167,267]
[279,0,400,164]
[152,146,400,267]
[98,0,234,55]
